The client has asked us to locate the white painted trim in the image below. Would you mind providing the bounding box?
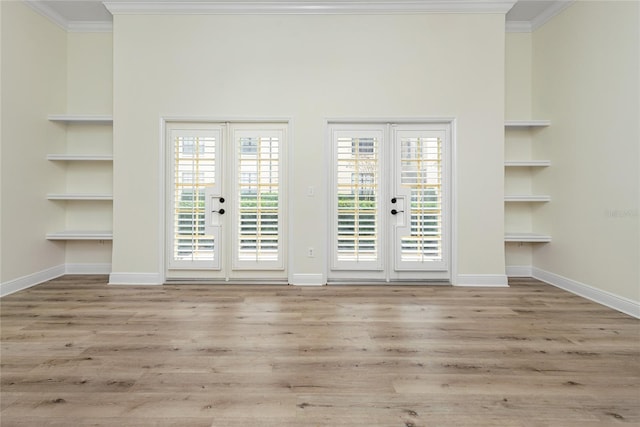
[23,0,68,31]
[0,265,65,297]
[505,20,531,33]
[505,265,532,277]
[286,120,296,286]
[23,2,113,33]
[449,119,458,285]
[108,273,163,286]
[454,274,509,287]
[290,274,325,286]
[65,263,112,275]
[67,21,114,33]
[532,268,640,319]
[104,1,517,16]
[530,0,574,32]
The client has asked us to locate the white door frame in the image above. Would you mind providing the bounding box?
[324,118,457,284]
[158,117,293,284]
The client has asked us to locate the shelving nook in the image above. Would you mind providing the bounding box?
[46,114,113,241]
[504,120,551,244]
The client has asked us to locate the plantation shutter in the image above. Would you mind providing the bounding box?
[331,126,385,271]
[232,127,284,270]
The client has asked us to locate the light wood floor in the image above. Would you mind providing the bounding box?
[1,276,638,426]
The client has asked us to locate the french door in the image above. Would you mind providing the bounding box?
[165,121,287,282]
[329,122,451,282]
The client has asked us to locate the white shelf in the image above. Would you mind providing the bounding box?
[47,154,113,161]
[505,195,551,202]
[47,193,113,201]
[46,231,113,241]
[505,120,551,128]
[505,232,551,243]
[504,160,551,167]
[48,114,113,123]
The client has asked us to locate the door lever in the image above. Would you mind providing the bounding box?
[213,208,225,215]
[390,209,404,215]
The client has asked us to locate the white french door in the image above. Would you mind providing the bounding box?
[329,122,451,282]
[165,121,287,282]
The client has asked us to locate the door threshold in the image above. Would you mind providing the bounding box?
[164,278,289,285]
[327,280,451,286]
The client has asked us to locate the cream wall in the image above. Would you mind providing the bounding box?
[532,1,640,302]
[64,32,114,267]
[0,1,67,286]
[111,13,507,284]
[504,32,534,270]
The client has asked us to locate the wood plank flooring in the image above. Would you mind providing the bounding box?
[1,276,638,426]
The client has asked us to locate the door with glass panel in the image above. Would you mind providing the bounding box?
[166,122,287,282]
[329,122,450,282]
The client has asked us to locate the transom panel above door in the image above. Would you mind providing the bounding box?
[165,121,288,283]
[328,122,452,283]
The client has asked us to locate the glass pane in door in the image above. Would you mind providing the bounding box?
[172,134,217,264]
[236,133,280,263]
[335,135,380,264]
[399,135,443,263]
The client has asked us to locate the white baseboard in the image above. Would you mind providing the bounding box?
[454,274,509,287]
[0,264,65,297]
[506,265,533,277]
[66,263,112,274]
[108,272,163,286]
[533,267,640,319]
[290,273,325,286]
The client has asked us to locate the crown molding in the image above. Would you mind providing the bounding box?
[23,0,113,32]
[505,20,531,33]
[23,0,69,31]
[530,0,574,31]
[68,21,114,33]
[103,1,518,16]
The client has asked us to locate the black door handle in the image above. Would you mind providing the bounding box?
[391,209,404,215]
[213,208,225,215]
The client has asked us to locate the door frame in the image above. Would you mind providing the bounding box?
[324,118,457,284]
[158,117,293,284]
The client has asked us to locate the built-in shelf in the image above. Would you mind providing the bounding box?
[46,113,114,246]
[505,195,551,202]
[48,114,113,123]
[46,231,113,241]
[504,120,552,247]
[504,160,551,167]
[505,232,552,243]
[47,193,113,201]
[47,154,113,161]
[504,120,551,128]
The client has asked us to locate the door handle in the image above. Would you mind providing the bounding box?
[213,208,225,215]
[391,209,404,215]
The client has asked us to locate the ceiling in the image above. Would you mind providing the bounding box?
[24,0,574,32]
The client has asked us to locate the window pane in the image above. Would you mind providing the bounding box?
[336,136,379,262]
[173,135,216,262]
[399,136,442,262]
[237,135,280,262]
